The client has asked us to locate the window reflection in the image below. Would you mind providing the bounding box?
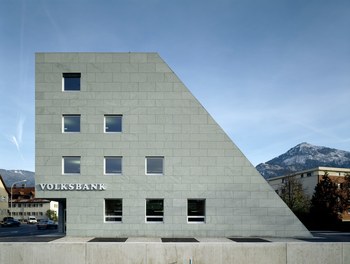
[105,157,122,174]
[146,157,164,174]
[63,157,80,174]
[63,115,80,132]
[105,115,122,132]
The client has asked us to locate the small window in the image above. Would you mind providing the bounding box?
[187,199,205,223]
[104,157,122,174]
[146,199,164,223]
[105,199,122,222]
[146,156,164,175]
[63,156,80,174]
[104,115,122,132]
[63,115,80,132]
[63,73,81,91]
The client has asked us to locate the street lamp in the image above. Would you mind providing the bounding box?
[10,180,27,217]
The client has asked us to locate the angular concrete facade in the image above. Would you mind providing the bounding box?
[35,52,310,237]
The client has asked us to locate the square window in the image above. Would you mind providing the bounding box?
[105,199,122,222]
[63,156,80,174]
[104,157,122,174]
[146,199,164,223]
[63,115,80,132]
[105,115,122,132]
[146,157,164,175]
[187,199,205,223]
[63,73,81,91]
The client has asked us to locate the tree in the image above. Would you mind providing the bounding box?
[310,172,345,228]
[279,175,310,216]
[46,209,58,222]
[340,174,350,216]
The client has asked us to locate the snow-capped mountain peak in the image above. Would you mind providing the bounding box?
[256,143,350,179]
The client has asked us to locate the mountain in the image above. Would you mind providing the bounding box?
[0,169,35,188]
[256,142,350,179]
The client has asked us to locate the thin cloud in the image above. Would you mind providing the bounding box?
[9,115,25,160]
[10,136,20,151]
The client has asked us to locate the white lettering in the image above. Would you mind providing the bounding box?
[37,183,106,191]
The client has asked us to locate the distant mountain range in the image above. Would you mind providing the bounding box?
[256,142,350,179]
[0,169,35,188]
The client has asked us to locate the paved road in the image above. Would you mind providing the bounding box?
[0,223,63,241]
[307,231,350,242]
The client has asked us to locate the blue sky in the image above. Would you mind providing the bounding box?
[1,0,349,171]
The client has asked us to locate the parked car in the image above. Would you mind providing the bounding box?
[1,219,21,227]
[27,216,37,224]
[37,219,58,230]
[2,217,14,223]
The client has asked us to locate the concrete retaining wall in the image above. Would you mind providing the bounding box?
[0,241,349,264]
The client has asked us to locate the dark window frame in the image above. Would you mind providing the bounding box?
[146,199,164,223]
[187,199,206,223]
[104,199,123,222]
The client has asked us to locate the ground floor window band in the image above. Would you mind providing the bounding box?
[100,198,206,224]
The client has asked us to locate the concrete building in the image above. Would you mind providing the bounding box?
[268,166,350,221]
[35,52,310,237]
[0,176,9,220]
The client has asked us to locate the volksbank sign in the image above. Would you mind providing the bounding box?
[38,183,106,191]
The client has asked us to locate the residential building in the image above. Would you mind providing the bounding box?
[0,175,9,220]
[35,52,310,237]
[9,186,58,221]
[268,166,350,221]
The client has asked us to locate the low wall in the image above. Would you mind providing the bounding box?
[0,240,349,264]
